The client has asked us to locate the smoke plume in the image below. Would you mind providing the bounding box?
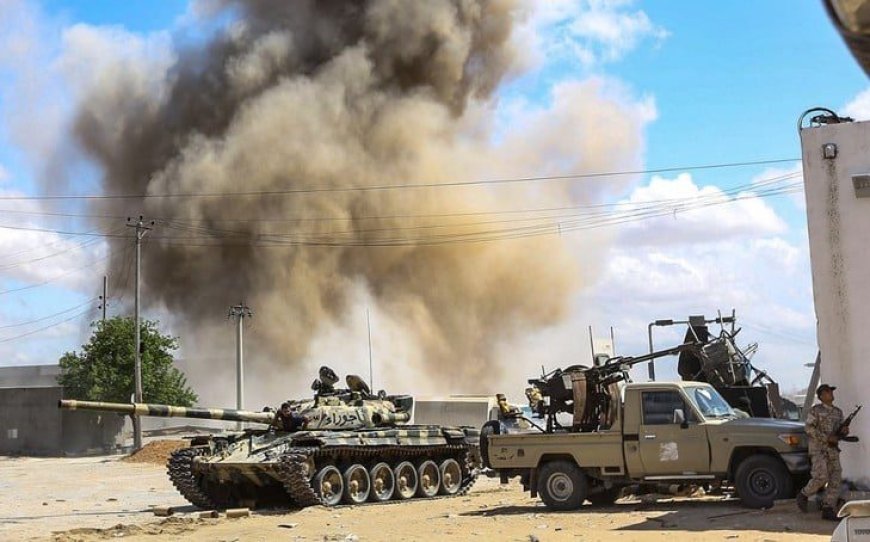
[64,0,646,394]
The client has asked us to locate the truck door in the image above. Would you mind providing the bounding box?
[638,390,710,476]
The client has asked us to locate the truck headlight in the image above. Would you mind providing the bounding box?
[777,434,802,446]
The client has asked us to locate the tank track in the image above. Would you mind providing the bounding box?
[276,444,478,507]
[276,447,320,507]
[167,446,218,510]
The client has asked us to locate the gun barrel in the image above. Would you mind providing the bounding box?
[58,399,275,424]
[606,343,694,368]
[371,411,411,425]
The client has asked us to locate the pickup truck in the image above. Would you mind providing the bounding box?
[483,381,809,510]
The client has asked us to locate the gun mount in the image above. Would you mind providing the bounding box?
[668,311,797,418]
[528,344,693,433]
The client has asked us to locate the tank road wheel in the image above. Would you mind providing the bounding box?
[393,461,418,500]
[342,464,371,505]
[417,460,441,498]
[438,458,463,495]
[369,462,395,502]
[734,454,792,509]
[537,460,587,511]
[313,465,344,507]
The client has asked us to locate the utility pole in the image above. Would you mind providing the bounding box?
[98,275,108,322]
[126,216,152,451]
[228,302,252,428]
[366,308,373,388]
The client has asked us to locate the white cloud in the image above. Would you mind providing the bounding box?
[485,169,817,398]
[521,0,670,67]
[751,163,806,210]
[842,87,870,120]
[0,163,9,184]
[0,187,107,293]
[581,232,817,391]
[612,173,787,246]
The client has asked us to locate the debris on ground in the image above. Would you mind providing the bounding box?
[122,440,189,465]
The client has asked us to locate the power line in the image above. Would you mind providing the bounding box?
[0,299,97,329]
[0,223,127,237]
[0,236,106,270]
[0,307,93,344]
[0,158,800,201]
[147,177,803,247]
[0,253,112,296]
[0,170,801,227]
[0,171,803,247]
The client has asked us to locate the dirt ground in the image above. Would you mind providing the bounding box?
[0,451,838,542]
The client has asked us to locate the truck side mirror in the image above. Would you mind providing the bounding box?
[673,409,688,427]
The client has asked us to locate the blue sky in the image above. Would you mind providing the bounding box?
[0,1,866,398]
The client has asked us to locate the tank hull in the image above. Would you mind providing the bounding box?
[167,425,481,509]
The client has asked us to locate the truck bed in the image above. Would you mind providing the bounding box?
[488,430,625,475]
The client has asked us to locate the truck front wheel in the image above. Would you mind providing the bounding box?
[735,454,792,509]
[537,460,587,511]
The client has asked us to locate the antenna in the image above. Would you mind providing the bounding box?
[588,325,595,360]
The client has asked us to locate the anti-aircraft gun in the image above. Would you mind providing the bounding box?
[527,344,694,433]
[58,367,479,510]
[666,312,796,418]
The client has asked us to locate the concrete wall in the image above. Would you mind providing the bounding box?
[801,119,870,487]
[0,387,62,455]
[0,387,123,456]
[0,365,61,388]
[413,396,497,427]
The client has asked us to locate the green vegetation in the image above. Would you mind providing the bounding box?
[58,316,197,406]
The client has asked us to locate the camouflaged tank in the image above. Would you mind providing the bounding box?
[58,370,480,510]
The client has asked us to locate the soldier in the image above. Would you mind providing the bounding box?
[496,393,520,419]
[796,384,846,520]
[525,386,543,413]
[272,402,308,432]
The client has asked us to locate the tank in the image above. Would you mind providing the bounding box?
[58,369,479,510]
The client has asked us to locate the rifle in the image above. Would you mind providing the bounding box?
[831,405,862,451]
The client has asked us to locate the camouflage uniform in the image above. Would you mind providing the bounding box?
[800,403,844,508]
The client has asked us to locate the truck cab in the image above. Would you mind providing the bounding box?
[485,382,809,510]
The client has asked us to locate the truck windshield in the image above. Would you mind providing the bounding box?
[685,386,735,419]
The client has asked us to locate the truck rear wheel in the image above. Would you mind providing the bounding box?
[735,454,792,508]
[537,461,586,511]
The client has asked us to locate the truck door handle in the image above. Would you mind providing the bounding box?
[643,434,656,440]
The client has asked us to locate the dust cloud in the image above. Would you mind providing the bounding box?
[61,1,649,398]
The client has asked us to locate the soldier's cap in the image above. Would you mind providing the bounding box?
[816,384,837,397]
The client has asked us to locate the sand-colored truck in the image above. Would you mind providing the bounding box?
[483,367,809,510]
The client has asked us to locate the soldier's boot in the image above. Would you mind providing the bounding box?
[795,492,808,513]
[821,506,839,521]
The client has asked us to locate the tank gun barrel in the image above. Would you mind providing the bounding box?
[58,399,275,424]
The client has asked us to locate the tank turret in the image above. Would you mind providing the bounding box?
[58,390,412,430]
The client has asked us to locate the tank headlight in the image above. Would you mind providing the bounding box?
[777,434,802,446]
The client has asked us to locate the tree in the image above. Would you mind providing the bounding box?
[58,316,198,406]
